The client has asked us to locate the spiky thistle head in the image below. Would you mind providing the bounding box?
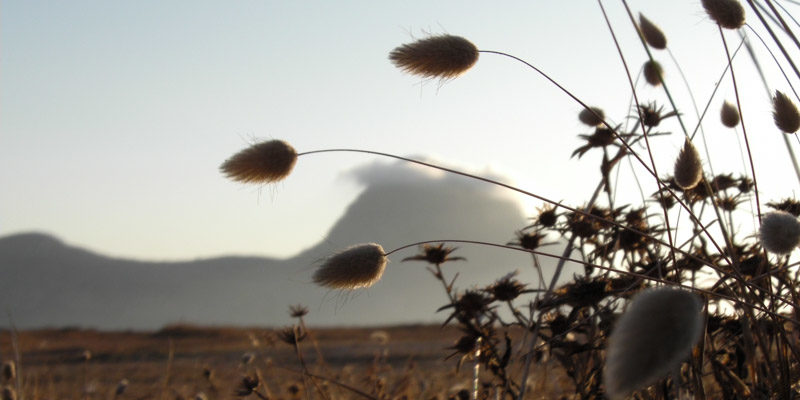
[578,106,605,127]
[759,211,800,254]
[720,100,740,128]
[220,140,297,183]
[313,243,388,289]
[639,14,667,50]
[773,91,800,134]
[674,139,703,190]
[389,35,479,79]
[701,0,745,29]
[604,288,704,400]
[643,60,663,86]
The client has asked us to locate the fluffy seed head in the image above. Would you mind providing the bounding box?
[643,60,663,86]
[604,288,704,400]
[578,106,605,127]
[389,35,479,79]
[674,139,703,190]
[313,243,388,290]
[720,100,740,128]
[701,0,745,29]
[220,140,297,184]
[639,14,667,50]
[772,91,800,133]
[759,211,800,254]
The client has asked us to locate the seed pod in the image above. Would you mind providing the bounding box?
[604,288,704,400]
[220,140,298,184]
[674,139,703,190]
[759,211,800,254]
[701,0,745,29]
[578,107,605,127]
[643,60,663,86]
[639,14,667,50]
[720,100,740,128]
[773,91,800,133]
[390,35,479,79]
[313,243,388,289]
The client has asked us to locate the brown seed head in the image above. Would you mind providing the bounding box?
[313,243,388,289]
[773,90,800,133]
[1,387,15,400]
[643,60,663,86]
[720,100,740,128]
[220,140,297,184]
[389,35,479,79]
[1,362,14,382]
[639,14,667,50]
[604,288,704,400]
[701,0,745,29]
[759,211,800,254]
[674,139,703,190]
[578,106,605,127]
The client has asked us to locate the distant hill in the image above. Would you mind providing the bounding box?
[0,164,576,329]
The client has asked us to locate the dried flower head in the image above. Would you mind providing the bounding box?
[288,304,309,318]
[639,14,667,50]
[701,0,745,29]
[220,140,298,184]
[759,211,800,254]
[402,243,465,265]
[767,198,800,217]
[277,326,307,345]
[578,106,605,127]
[773,90,800,133]
[389,35,479,79]
[643,60,663,86]
[313,243,388,289]
[604,288,704,400]
[720,100,740,128]
[674,139,703,190]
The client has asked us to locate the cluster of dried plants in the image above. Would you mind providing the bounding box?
[222,0,800,398]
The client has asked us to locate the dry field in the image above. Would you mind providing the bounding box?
[0,324,570,400]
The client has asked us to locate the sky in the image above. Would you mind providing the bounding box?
[3,1,800,261]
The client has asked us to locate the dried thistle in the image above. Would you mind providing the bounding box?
[220,139,298,183]
[674,139,703,190]
[701,0,745,29]
[639,14,667,50]
[759,211,800,254]
[578,106,605,127]
[288,304,309,318]
[604,288,704,400]
[389,35,479,79]
[402,243,465,265]
[767,198,800,217]
[772,90,800,133]
[720,100,740,128]
[643,60,663,86]
[313,243,388,289]
[277,326,307,345]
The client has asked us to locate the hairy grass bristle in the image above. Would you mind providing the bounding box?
[389,35,479,79]
[604,288,704,400]
[643,60,663,86]
[720,100,740,128]
[759,211,800,254]
[639,14,667,50]
[701,0,745,29]
[773,90,800,133]
[313,243,388,289]
[220,140,298,184]
[674,138,703,190]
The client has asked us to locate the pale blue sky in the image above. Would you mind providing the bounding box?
[2,1,799,260]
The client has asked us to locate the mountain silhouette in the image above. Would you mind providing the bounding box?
[0,161,574,329]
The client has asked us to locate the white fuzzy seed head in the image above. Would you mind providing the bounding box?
[604,288,704,400]
[313,243,388,290]
[674,139,703,190]
[760,211,800,254]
